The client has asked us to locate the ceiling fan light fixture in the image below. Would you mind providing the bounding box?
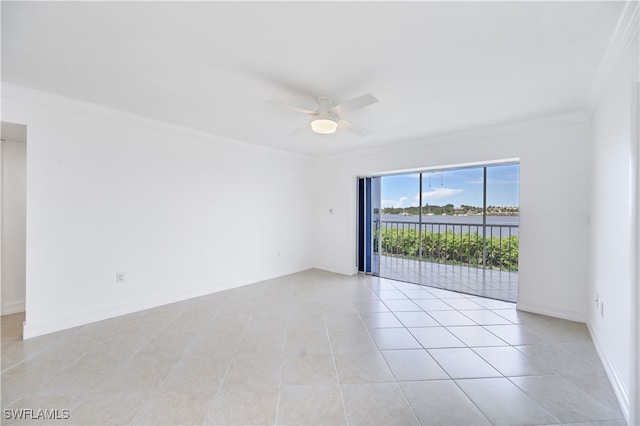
[311,117,338,134]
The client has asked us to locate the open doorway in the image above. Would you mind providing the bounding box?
[358,162,520,302]
[1,122,27,327]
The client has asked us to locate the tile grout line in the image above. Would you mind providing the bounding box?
[387,276,569,425]
[363,279,425,425]
[272,278,294,426]
[320,279,354,426]
[149,305,233,420]
[388,277,498,425]
[0,270,625,425]
[200,289,266,424]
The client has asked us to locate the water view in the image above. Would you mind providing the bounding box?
[376,164,520,301]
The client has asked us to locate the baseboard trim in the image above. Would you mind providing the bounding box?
[587,322,630,421]
[23,286,231,339]
[1,300,25,316]
[516,301,586,323]
[23,265,313,339]
[314,264,358,276]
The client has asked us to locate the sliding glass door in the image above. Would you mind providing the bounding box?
[359,163,520,301]
[357,177,381,275]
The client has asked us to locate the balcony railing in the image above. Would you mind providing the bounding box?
[377,220,519,272]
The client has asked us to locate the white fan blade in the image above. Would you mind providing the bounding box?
[267,100,316,115]
[287,120,313,137]
[331,93,378,116]
[259,73,319,100]
[338,119,369,136]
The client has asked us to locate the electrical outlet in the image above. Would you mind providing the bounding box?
[116,272,125,283]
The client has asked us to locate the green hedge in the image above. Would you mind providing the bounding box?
[378,228,519,271]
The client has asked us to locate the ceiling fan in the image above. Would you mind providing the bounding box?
[271,93,378,136]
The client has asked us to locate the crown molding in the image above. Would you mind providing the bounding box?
[585,0,640,115]
[316,110,591,163]
[1,83,311,160]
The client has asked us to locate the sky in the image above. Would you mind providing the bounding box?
[381,164,519,209]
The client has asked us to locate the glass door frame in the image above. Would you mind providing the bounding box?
[357,177,381,275]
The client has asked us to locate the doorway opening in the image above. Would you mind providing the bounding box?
[358,162,520,302]
[1,122,27,330]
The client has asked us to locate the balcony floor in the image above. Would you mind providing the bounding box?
[380,255,518,302]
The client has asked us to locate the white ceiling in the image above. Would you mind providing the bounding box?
[1,1,624,157]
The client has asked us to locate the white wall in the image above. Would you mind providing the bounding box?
[1,138,27,315]
[2,84,314,338]
[313,114,592,322]
[588,31,639,420]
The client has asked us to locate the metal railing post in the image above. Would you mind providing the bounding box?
[418,174,423,260]
[482,167,487,269]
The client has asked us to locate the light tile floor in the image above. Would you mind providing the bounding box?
[380,256,519,302]
[0,269,625,425]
